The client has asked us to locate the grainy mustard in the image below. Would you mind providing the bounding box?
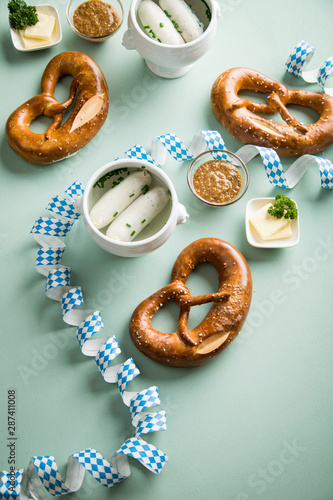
[73,0,119,38]
[193,160,242,204]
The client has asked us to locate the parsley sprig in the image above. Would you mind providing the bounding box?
[8,0,38,31]
[268,194,298,220]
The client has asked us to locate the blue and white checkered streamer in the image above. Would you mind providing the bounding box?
[116,358,141,396]
[318,56,333,91]
[155,133,195,162]
[236,144,333,189]
[0,469,24,500]
[71,449,127,487]
[125,144,156,164]
[130,386,161,422]
[128,386,167,437]
[255,147,288,187]
[65,181,84,199]
[117,437,168,474]
[31,456,71,496]
[45,266,72,300]
[60,286,92,326]
[30,182,83,276]
[95,335,121,379]
[285,40,314,77]
[135,411,167,438]
[286,40,333,95]
[76,310,105,355]
[31,216,74,238]
[61,286,84,317]
[146,129,226,166]
[0,182,168,498]
[126,129,333,189]
[139,129,333,189]
[28,435,167,493]
[46,195,81,220]
[35,246,66,277]
[29,437,169,497]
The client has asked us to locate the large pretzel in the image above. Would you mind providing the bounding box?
[129,238,252,367]
[211,67,333,157]
[6,51,109,165]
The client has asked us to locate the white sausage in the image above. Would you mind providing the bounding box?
[138,0,185,45]
[89,170,152,229]
[106,186,170,241]
[159,0,203,42]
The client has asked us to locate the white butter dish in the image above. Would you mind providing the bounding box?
[245,197,300,248]
[10,4,62,52]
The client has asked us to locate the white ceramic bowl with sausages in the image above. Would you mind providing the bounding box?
[79,159,189,257]
[122,0,221,78]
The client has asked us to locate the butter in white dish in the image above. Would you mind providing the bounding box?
[249,203,292,241]
[10,4,62,52]
[106,186,170,241]
[89,170,152,230]
[24,12,55,39]
[19,8,56,48]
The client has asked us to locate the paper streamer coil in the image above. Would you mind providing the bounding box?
[1,182,168,500]
[286,40,333,96]
[126,129,333,189]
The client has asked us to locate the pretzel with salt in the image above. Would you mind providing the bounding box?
[211,67,333,156]
[6,51,109,165]
[129,238,252,367]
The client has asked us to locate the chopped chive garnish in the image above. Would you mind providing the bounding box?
[160,22,164,27]
[112,176,124,188]
[93,168,128,188]
[143,25,149,28]
[131,231,135,237]
[129,193,135,197]
[201,0,212,21]
[141,184,150,194]
[126,223,131,227]
[113,212,118,217]
[157,38,162,43]
[141,219,146,224]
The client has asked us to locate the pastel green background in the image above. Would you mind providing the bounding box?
[1,0,333,499]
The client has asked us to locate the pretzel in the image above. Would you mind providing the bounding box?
[211,67,333,156]
[129,238,252,367]
[6,51,109,165]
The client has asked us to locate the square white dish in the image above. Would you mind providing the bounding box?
[245,197,300,248]
[10,4,62,52]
